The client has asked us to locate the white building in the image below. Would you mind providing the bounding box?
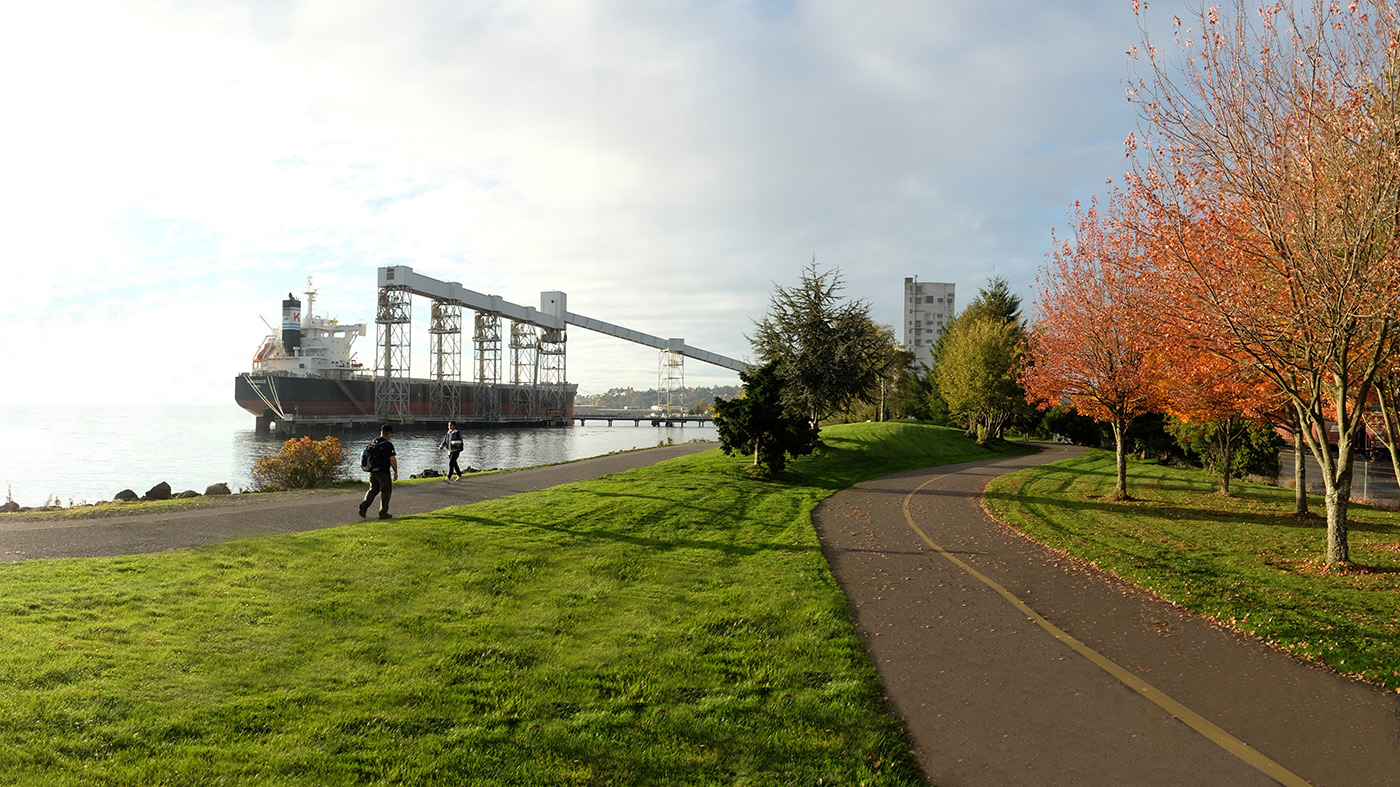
[903,278,955,369]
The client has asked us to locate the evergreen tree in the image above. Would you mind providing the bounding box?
[749,261,901,427]
[713,362,819,473]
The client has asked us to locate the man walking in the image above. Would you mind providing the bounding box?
[438,420,464,481]
[359,424,398,520]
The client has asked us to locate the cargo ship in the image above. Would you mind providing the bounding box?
[235,281,575,433]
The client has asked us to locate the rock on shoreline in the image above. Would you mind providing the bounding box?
[1,480,236,514]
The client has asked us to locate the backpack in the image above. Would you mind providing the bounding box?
[361,438,385,472]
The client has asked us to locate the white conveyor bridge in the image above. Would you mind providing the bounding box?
[377,265,745,372]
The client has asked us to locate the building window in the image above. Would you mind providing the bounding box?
[925,295,934,303]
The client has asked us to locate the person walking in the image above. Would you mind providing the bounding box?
[359,424,398,519]
[438,421,465,481]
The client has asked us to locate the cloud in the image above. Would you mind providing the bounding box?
[0,0,1154,404]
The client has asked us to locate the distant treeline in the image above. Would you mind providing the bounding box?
[577,386,741,412]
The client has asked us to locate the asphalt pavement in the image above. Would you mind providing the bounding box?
[0,441,715,562]
[813,444,1400,786]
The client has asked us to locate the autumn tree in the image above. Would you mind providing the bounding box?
[1128,0,1400,563]
[1152,343,1284,495]
[1023,198,1160,499]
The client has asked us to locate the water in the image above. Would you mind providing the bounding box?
[0,405,715,508]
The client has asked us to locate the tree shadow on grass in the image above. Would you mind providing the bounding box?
[432,510,821,559]
[980,490,1344,532]
[567,488,733,518]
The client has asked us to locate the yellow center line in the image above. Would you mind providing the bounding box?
[900,463,1312,787]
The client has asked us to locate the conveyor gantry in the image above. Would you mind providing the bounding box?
[377,265,745,372]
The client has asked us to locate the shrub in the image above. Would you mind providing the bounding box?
[251,436,346,491]
[1168,416,1282,486]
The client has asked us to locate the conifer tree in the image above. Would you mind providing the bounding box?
[749,261,900,427]
[713,362,819,473]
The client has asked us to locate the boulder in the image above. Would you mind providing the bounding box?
[412,469,443,479]
[177,490,200,499]
[205,483,231,496]
[114,489,139,502]
[144,482,172,501]
[0,500,18,513]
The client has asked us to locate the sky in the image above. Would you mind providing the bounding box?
[1,0,1175,407]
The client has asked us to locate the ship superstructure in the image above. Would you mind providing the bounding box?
[251,280,368,379]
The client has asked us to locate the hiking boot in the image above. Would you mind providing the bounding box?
[358,503,368,519]
[378,512,393,520]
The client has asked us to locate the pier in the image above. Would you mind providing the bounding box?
[261,410,713,436]
[573,408,714,428]
[263,414,573,436]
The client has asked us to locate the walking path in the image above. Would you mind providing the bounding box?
[0,442,715,562]
[813,444,1400,786]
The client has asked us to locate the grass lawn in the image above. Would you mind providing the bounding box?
[983,449,1400,691]
[0,421,1026,785]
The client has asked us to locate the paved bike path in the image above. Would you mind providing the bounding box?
[813,445,1400,787]
[0,442,715,562]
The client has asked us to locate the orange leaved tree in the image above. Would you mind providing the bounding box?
[1023,198,1161,500]
[1128,0,1400,563]
[1155,347,1281,496]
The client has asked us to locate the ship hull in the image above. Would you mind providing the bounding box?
[234,373,576,428]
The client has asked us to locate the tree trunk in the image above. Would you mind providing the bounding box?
[1293,425,1308,516]
[1299,409,1354,565]
[1111,418,1128,500]
[1324,478,1352,565]
[1219,437,1233,496]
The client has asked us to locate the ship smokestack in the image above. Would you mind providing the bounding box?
[282,293,302,354]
